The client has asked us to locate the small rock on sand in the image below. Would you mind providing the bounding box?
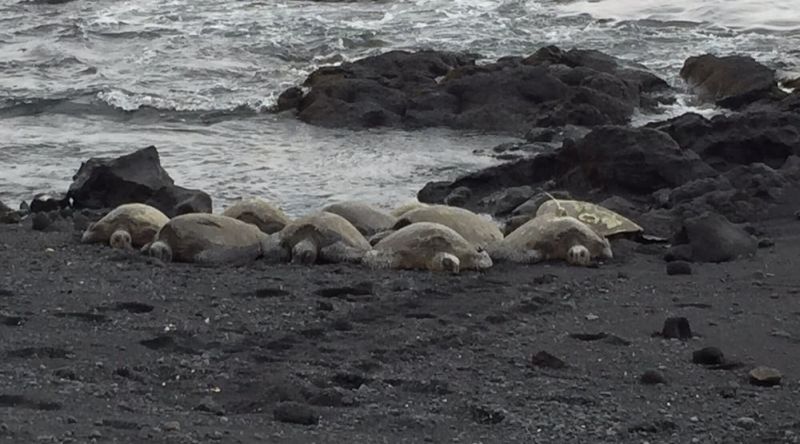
[666,261,692,276]
[749,366,782,387]
[692,347,724,365]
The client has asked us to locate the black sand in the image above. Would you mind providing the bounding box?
[1,214,799,443]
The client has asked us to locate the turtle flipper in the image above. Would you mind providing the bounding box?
[320,241,366,264]
[194,245,261,267]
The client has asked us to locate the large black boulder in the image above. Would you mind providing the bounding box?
[648,111,800,170]
[566,126,717,194]
[670,212,757,263]
[282,46,670,134]
[680,54,785,109]
[68,146,211,217]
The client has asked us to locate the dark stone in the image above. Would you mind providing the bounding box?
[283,47,668,133]
[31,212,53,231]
[758,238,775,248]
[0,201,20,224]
[568,126,717,195]
[692,347,724,365]
[648,111,800,171]
[661,317,693,339]
[639,370,667,385]
[443,186,472,207]
[469,404,505,425]
[273,402,318,426]
[503,215,532,236]
[666,261,692,276]
[530,351,568,369]
[479,186,536,215]
[68,146,212,218]
[680,54,784,109]
[674,212,757,262]
[30,193,69,213]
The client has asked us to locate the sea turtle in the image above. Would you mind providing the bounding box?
[536,199,643,238]
[81,203,169,250]
[389,199,429,218]
[322,200,397,236]
[222,197,290,234]
[395,204,503,248]
[363,222,492,273]
[265,211,371,265]
[489,214,613,266]
[146,213,269,265]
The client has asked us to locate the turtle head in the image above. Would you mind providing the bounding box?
[109,229,132,250]
[472,247,493,270]
[567,245,591,266]
[148,240,173,263]
[432,252,460,274]
[292,238,318,265]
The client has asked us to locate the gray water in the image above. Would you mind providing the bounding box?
[1,0,799,216]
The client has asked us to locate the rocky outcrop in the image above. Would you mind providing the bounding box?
[68,146,212,217]
[680,54,785,109]
[647,111,800,170]
[0,200,21,224]
[279,46,670,133]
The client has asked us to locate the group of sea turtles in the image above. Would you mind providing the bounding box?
[79,195,643,273]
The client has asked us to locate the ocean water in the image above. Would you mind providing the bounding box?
[1,0,798,216]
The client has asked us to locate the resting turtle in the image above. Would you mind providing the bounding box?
[81,203,169,250]
[146,213,268,265]
[222,197,290,234]
[489,214,612,266]
[390,200,429,218]
[265,211,371,265]
[395,204,503,248]
[322,200,397,236]
[536,199,643,238]
[363,222,492,273]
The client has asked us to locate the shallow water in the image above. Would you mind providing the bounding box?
[1,0,798,215]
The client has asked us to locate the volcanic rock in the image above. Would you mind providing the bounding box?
[680,54,784,109]
[749,366,782,387]
[67,146,212,217]
[661,317,693,339]
[283,46,669,133]
[692,347,724,365]
[671,212,757,262]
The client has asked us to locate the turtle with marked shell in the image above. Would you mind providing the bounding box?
[364,222,492,273]
[81,203,169,250]
[145,213,269,265]
[264,211,371,265]
[488,214,612,266]
[322,200,397,236]
[222,197,290,234]
[536,199,643,238]
[394,204,503,248]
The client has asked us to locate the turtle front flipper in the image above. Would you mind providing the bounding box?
[431,252,460,274]
[194,245,261,267]
[320,241,366,264]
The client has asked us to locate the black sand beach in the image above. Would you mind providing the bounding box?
[1,211,799,443]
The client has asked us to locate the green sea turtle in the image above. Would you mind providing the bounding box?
[364,222,492,273]
[394,204,503,248]
[265,211,371,265]
[146,213,268,265]
[81,203,169,250]
[322,200,397,236]
[222,197,290,234]
[489,214,612,266]
[390,199,429,218]
[536,199,643,238]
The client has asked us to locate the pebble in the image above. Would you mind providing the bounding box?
[758,238,775,248]
[736,417,757,430]
[530,351,568,369]
[273,402,318,426]
[585,313,599,321]
[794,210,800,220]
[749,366,782,387]
[639,370,667,385]
[161,421,181,432]
[666,261,692,276]
[662,317,693,340]
[692,347,724,365]
[89,430,101,440]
